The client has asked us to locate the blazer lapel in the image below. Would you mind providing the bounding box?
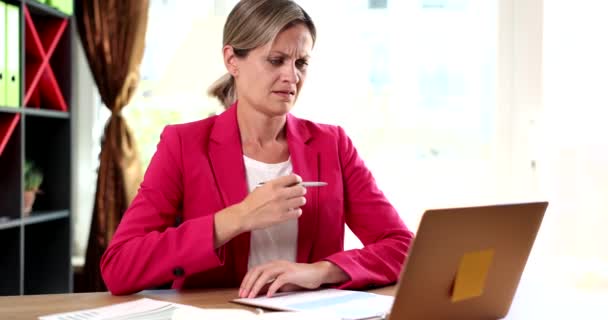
[207,105,250,281]
[286,114,320,263]
[208,105,248,207]
[207,108,322,280]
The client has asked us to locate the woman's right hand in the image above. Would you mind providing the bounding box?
[237,174,307,231]
[213,174,306,248]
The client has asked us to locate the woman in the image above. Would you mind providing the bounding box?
[101,0,414,297]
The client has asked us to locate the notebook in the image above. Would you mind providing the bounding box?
[233,289,392,320]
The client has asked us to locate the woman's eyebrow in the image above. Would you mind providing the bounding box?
[269,50,311,59]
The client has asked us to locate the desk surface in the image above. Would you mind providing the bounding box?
[0,287,394,319]
[1,282,607,319]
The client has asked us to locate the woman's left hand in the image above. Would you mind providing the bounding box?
[239,260,348,298]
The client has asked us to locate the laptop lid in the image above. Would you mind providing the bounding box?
[388,202,547,320]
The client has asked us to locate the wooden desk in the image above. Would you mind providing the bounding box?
[0,287,394,319]
[1,282,607,319]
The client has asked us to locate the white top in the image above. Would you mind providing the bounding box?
[244,155,298,270]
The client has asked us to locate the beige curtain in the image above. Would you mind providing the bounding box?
[75,0,149,292]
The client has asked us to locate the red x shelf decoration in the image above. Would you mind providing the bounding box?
[0,114,20,157]
[24,6,69,112]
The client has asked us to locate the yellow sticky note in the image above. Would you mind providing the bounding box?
[451,249,495,303]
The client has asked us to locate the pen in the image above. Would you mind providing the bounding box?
[257,181,328,187]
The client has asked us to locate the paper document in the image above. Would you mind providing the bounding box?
[233,289,394,320]
[173,305,340,320]
[39,298,341,320]
[39,298,181,320]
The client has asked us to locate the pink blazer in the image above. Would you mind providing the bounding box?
[101,104,414,295]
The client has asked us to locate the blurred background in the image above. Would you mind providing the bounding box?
[69,0,607,290]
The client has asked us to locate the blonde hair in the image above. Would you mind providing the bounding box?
[208,0,317,108]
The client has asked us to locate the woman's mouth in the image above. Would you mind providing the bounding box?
[273,90,295,99]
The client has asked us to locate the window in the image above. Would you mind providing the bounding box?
[123,0,228,165]
[293,0,500,240]
[539,0,608,287]
[126,0,501,230]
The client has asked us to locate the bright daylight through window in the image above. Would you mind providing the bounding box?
[76,0,607,289]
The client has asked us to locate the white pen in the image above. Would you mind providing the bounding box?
[299,181,328,187]
[257,181,328,187]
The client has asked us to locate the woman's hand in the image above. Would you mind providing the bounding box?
[238,174,307,231]
[213,174,306,248]
[239,260,350,298]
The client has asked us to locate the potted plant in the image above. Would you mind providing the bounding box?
[24,160,43,216]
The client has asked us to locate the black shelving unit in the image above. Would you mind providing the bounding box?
[0,0,73,295]
[24,217,71,294]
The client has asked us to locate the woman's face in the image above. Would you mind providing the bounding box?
[228,23,314,117]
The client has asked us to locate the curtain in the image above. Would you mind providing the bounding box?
[75,0,149,292]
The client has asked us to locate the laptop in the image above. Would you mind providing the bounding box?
[387,201,548,320]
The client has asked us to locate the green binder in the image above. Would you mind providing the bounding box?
[5,3,19,108]
[1,1,6,107]
[48,0,73,15]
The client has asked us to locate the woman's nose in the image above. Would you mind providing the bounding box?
[282,64,299,83]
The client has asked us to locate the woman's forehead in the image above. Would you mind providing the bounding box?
[266,25,314,55]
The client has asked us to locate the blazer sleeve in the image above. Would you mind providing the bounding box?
[100,125,224,295]
[323,126,414,289]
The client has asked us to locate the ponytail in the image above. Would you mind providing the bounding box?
[208,73,236,109]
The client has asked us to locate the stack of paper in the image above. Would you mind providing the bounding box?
[39,298,341,320]
[172,306,340,320]
[39,289,393,320]
[39,298,181,320]
[233,289,393,320]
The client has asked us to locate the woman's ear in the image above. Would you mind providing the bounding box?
[223,45,239,77]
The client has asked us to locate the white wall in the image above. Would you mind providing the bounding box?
[496,0,543,201]
[70,26,98,266]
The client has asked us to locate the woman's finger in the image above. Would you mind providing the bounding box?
[266,274,289,297]
[248,267,283,298]
[270,174,302,188]
[281,184,307,199]
[283,196,306,211]
[240,265,265,298]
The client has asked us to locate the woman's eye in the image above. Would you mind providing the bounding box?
[269,58,283,66]
[296,60,309,70]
